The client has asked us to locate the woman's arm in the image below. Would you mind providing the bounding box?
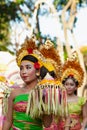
[81,101,87,130]
[2,90,14,130]
[64,116,71,130]
[42,114,53,128]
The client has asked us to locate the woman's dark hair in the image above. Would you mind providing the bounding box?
[40,66,56,79]
[22,55,56,79]
[21,55,38,63]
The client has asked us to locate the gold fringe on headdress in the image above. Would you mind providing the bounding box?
[62,51,84,88]
[39,40,62,80]
[26,78,68,118]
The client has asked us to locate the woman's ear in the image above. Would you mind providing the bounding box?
[36,69,41,82]
[35,69,40,77]
[75,87,77,90]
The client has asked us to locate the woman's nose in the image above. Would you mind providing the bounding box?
[67,85,71,88]
[22,68,27,74]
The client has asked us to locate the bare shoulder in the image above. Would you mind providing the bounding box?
[9,88,23,100]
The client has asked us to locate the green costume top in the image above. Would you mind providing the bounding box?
[10,94,43,130]
[68,97,86,115]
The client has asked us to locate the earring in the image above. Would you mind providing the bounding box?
[36,69,41,82]
[36,69,40,77]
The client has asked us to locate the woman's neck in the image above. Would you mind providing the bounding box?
[67,94,77,102]
[24,79,38,91]
[67,94,76,99]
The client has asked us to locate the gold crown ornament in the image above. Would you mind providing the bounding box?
[16,36,46,68]
[62,51,84,88]
[39,40,62,80]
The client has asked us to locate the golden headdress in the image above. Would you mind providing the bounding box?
[62,51,84,88]
[16,36,45,68]
[39,40,62,80]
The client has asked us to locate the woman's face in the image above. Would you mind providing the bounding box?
[20,60,37,84]
[64,78,77,95]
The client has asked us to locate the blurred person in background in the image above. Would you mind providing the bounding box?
[58,52,87,130]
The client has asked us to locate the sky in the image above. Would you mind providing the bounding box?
[39,7,87,47]
[11,6,87,48]
[71,7,87,46]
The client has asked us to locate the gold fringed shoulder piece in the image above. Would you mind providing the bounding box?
[26,78,68,118]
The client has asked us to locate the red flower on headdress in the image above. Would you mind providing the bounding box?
[69,74,74,77]
[27,48,33,54]
[34,62,40,69]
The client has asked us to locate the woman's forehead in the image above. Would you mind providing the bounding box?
[21,60,34,65]
[65,78,75,82]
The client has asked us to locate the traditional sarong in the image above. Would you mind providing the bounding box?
[58,114,81,130]
[44,122,58,130]
[10,94,43,130]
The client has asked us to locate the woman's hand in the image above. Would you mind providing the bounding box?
[42,114,53,128]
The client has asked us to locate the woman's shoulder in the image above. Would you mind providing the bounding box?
[78,96,87,105]
[9,88,24,100]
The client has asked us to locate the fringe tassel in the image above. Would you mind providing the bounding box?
[52,86,56,114]
[26,82,67,119]
[63,89,68,117]
[26,90,32,115]
[47,85,50,114]
[55,86,59,115]
[61,89,65,117]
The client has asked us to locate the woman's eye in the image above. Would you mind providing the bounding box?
[65,83,75,86]
[71,84,74,86]
[20,66,23,70]
[26,65,32,69]
[65,83,68,86]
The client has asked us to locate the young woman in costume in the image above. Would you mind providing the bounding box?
[26,40,68,130]
[58,52,87,130]
[2,37,53,130]
[38,40,67,130]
